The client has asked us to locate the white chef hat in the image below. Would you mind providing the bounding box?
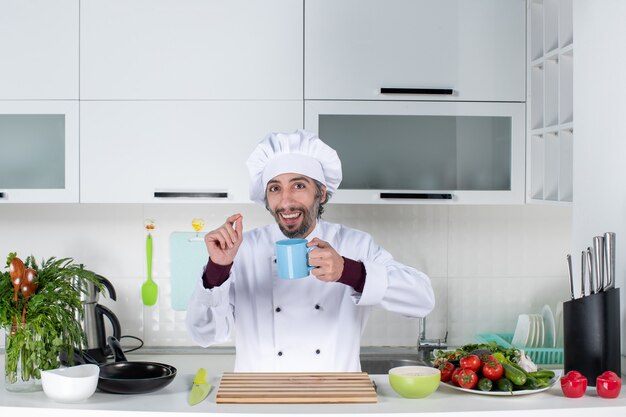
[246,129,342,205]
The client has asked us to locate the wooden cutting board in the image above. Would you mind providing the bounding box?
[216,372,378,404]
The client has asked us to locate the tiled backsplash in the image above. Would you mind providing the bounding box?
[0,203,571,348]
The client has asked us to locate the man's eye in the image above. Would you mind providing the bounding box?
[268,185,279,192]
[294,183,305,189]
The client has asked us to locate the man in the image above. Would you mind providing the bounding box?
[186,129,435,372]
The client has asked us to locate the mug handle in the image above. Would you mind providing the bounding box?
[307,245,318,271]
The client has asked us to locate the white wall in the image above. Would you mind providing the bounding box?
[573,1,626,364]
[0,203,570,348]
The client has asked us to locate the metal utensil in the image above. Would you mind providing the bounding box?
[586,248,594,294]
[604,232,616,290]
[580,251,587,297]
[593,236,605,292]
[566,254,575,299]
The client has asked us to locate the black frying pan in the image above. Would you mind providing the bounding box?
[97,336,177,394]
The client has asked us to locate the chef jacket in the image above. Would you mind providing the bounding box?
[185,219,435,372]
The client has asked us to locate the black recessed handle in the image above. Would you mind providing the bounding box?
[380,193,453,200]
[154,191,228,199]
[380,88,454,95]
[0,192,4,199]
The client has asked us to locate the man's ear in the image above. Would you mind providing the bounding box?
[320,185,328,203]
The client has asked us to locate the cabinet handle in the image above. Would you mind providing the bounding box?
[0,192,5,199]
[154,191,228,199]
[380,193,453,200]
[380,88,454,95]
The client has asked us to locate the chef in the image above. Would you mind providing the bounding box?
[186,129,435,372]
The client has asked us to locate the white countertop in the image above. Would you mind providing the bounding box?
[1,352,625,417]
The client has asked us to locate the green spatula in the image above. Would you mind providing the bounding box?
[141,232,158,306]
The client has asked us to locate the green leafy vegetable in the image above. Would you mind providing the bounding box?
[1,254,103,384]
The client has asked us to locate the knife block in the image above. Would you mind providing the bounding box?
[563,288,621,386]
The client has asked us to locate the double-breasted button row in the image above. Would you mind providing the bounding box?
[274,305,321,313]
[277,350,321,357]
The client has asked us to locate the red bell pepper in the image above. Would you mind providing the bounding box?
[596,371,622,399]
[560,370,587,398]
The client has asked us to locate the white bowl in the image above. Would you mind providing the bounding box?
[41,364,100,403]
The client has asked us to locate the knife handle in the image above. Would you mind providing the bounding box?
[593,236,605,292]
[580,251,587,297]
[604,232,616,290]
[194,368,208,384]
[566,254,575,300]
[586,248,594,294]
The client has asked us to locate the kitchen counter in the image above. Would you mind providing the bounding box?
[1,352,625,417]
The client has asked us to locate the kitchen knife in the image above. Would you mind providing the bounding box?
[580,251,587,297]
[593,236,605,292]
[604,232,616,290]
[586,248,594,294]
[188,368,212,406]
[566,254,575,299]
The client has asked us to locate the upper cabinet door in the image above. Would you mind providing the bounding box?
[0,0,79,99]
[80,0,303,100]
[305,0,526,102]
[80,100,302,203]
[0,101,79,203]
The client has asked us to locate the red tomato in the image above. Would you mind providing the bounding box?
[459,355,481,372]
[561,370,587,398]
[451,367,464,386]
[480,354,497,366]
[596,371,622,399]
[438,362,456,383]
[482,360,504,381]
[456,369,478,389]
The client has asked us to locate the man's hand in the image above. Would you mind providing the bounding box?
[307,238,344,282]
[205,214,243,266]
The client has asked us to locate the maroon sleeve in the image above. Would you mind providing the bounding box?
[202,258,233,289]
[337,257,366,293]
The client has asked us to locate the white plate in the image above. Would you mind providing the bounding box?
[555,302,564,348]
[439,371,561,396]
[535,313,545,348]
[527,314,538,348]
[542,304,556,348]
[511,314,531,348]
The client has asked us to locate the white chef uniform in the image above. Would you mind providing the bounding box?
[185,129,435,371]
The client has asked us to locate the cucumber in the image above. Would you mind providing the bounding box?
[529,370,556,379]
[502,363,527,386]
[477,377,493,392]
[495,378,514,393]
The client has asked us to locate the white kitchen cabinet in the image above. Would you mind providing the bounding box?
[527,0,573,204]
[305,0,526,102]
[80,101,302,203]
[0,0,79,99]
[80,0,302,100]
[305,100,526,204]
[0,101,79,202]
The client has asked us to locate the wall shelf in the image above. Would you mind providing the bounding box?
[527,0,573,204]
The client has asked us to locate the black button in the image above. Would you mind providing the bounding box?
[314,304,321,310]
[275,307,281,313]
[315,349,321,354]
[278,351,283,356]
[273,259,277,263]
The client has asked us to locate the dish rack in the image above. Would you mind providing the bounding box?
[475,333,564,365]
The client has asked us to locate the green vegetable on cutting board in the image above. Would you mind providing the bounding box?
[141,229,158,306]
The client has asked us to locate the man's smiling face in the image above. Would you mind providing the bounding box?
[265,173,326,238]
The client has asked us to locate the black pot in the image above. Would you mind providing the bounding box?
[97,336,177,394]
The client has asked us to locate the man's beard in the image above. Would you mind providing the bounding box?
[271,199,320,238]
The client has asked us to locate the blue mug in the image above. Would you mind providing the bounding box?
[275,238,316,279]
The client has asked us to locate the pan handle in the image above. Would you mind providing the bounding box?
[107,336,128,362]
